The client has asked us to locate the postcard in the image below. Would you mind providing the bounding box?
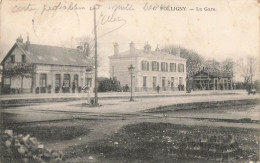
[0,0,259,162]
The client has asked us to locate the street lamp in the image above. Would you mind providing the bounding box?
[128,64,135,101]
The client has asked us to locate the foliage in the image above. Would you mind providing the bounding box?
[236,56,258,86]
[3,63,36,78]
[98,78,121,92]
[3,63,36,93]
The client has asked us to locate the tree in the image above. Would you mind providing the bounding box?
[203,59,220,72]
[98,78,121,92]
[3,63,36,93]
[221,58,234,74]
[236,56,258,87]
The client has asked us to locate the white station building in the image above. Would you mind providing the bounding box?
[109,42,187,92]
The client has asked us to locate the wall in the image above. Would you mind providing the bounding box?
[2,45,94,94]
[109,52,187,92]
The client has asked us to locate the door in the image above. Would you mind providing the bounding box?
[55,74,61,93]
[143,76,147,91]
[63,74,70,93]
[153,77,157,89]
[162,77,166,91]
[73,74,79,93]
[171,77,174,91]
[40,74,47,93]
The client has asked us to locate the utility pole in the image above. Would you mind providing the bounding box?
[207,68,210,90]
[93,4,99,105]
[112,66,114,79]
[128,64,135,101]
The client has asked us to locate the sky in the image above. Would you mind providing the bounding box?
[0,0,259,78]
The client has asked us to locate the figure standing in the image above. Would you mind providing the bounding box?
[156,85,160,93]
[125,84,129,92]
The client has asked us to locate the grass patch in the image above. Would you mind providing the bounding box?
[2,114,91,142]
[64,122,259,162]
[143,99,259,113]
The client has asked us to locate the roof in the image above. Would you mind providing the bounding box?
[110,49,186,61]
[193,70,233,78]
[1,42,93,67]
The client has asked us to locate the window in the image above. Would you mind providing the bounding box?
[63,74,71,87]
[40,74,47,87]
[11,55,15,63]
[153,77,157,88]
[86,78,92,87]
[166,63,168,72]
[152,61,156,71]
[170,63,176,72]
[171,77,175,88]
[152,61,159,71]
[141,61,149,71]
[143,76,147,87]
[22,54,26,63]
[4,78,10,86]
[73,74,79,88]
[161,62,167,72]
[162,77,166,88]
[179,77,183,85]
[178,63,184,72]
[55,74,61,88]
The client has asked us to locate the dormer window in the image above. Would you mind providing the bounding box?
[11,55,15,63]
[22,54,26,63]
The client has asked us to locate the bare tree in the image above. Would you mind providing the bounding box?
[236,56,258,86]
[221,58,234,73]
[203,59,220,72]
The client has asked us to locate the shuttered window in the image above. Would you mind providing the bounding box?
[178,63,184,72]
[141,61,149,71]
[170,63,176,72]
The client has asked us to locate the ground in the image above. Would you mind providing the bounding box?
[1,91,259,162]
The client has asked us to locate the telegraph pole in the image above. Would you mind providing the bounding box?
[93,4,98,105]
[112,66,115,79]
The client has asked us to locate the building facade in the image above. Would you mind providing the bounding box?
[1,36,93,94]
[109,42,187,92]
[190,70,233,90]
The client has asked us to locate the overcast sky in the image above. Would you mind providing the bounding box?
[0,0,258,77]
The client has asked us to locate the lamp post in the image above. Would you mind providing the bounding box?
[128,64,135,101]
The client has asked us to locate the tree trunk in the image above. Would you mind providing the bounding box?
[31,74,34,93]
[21,76,24,93]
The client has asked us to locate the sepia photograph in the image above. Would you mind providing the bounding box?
[0,0,259,162]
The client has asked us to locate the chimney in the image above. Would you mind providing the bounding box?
[16,34,23,43]
[25,33,30,50]
[144,42,151,53]
[130,41,135,54]
[114,43,119,56]
[177,46,181,57]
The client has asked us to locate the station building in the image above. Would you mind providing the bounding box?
[109,42,187,92]
[190,70,233,90]
[1,35,93,94]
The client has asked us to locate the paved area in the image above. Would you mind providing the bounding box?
[0,90,245,101]
[2,91,259,153]
[2,92,259,123]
